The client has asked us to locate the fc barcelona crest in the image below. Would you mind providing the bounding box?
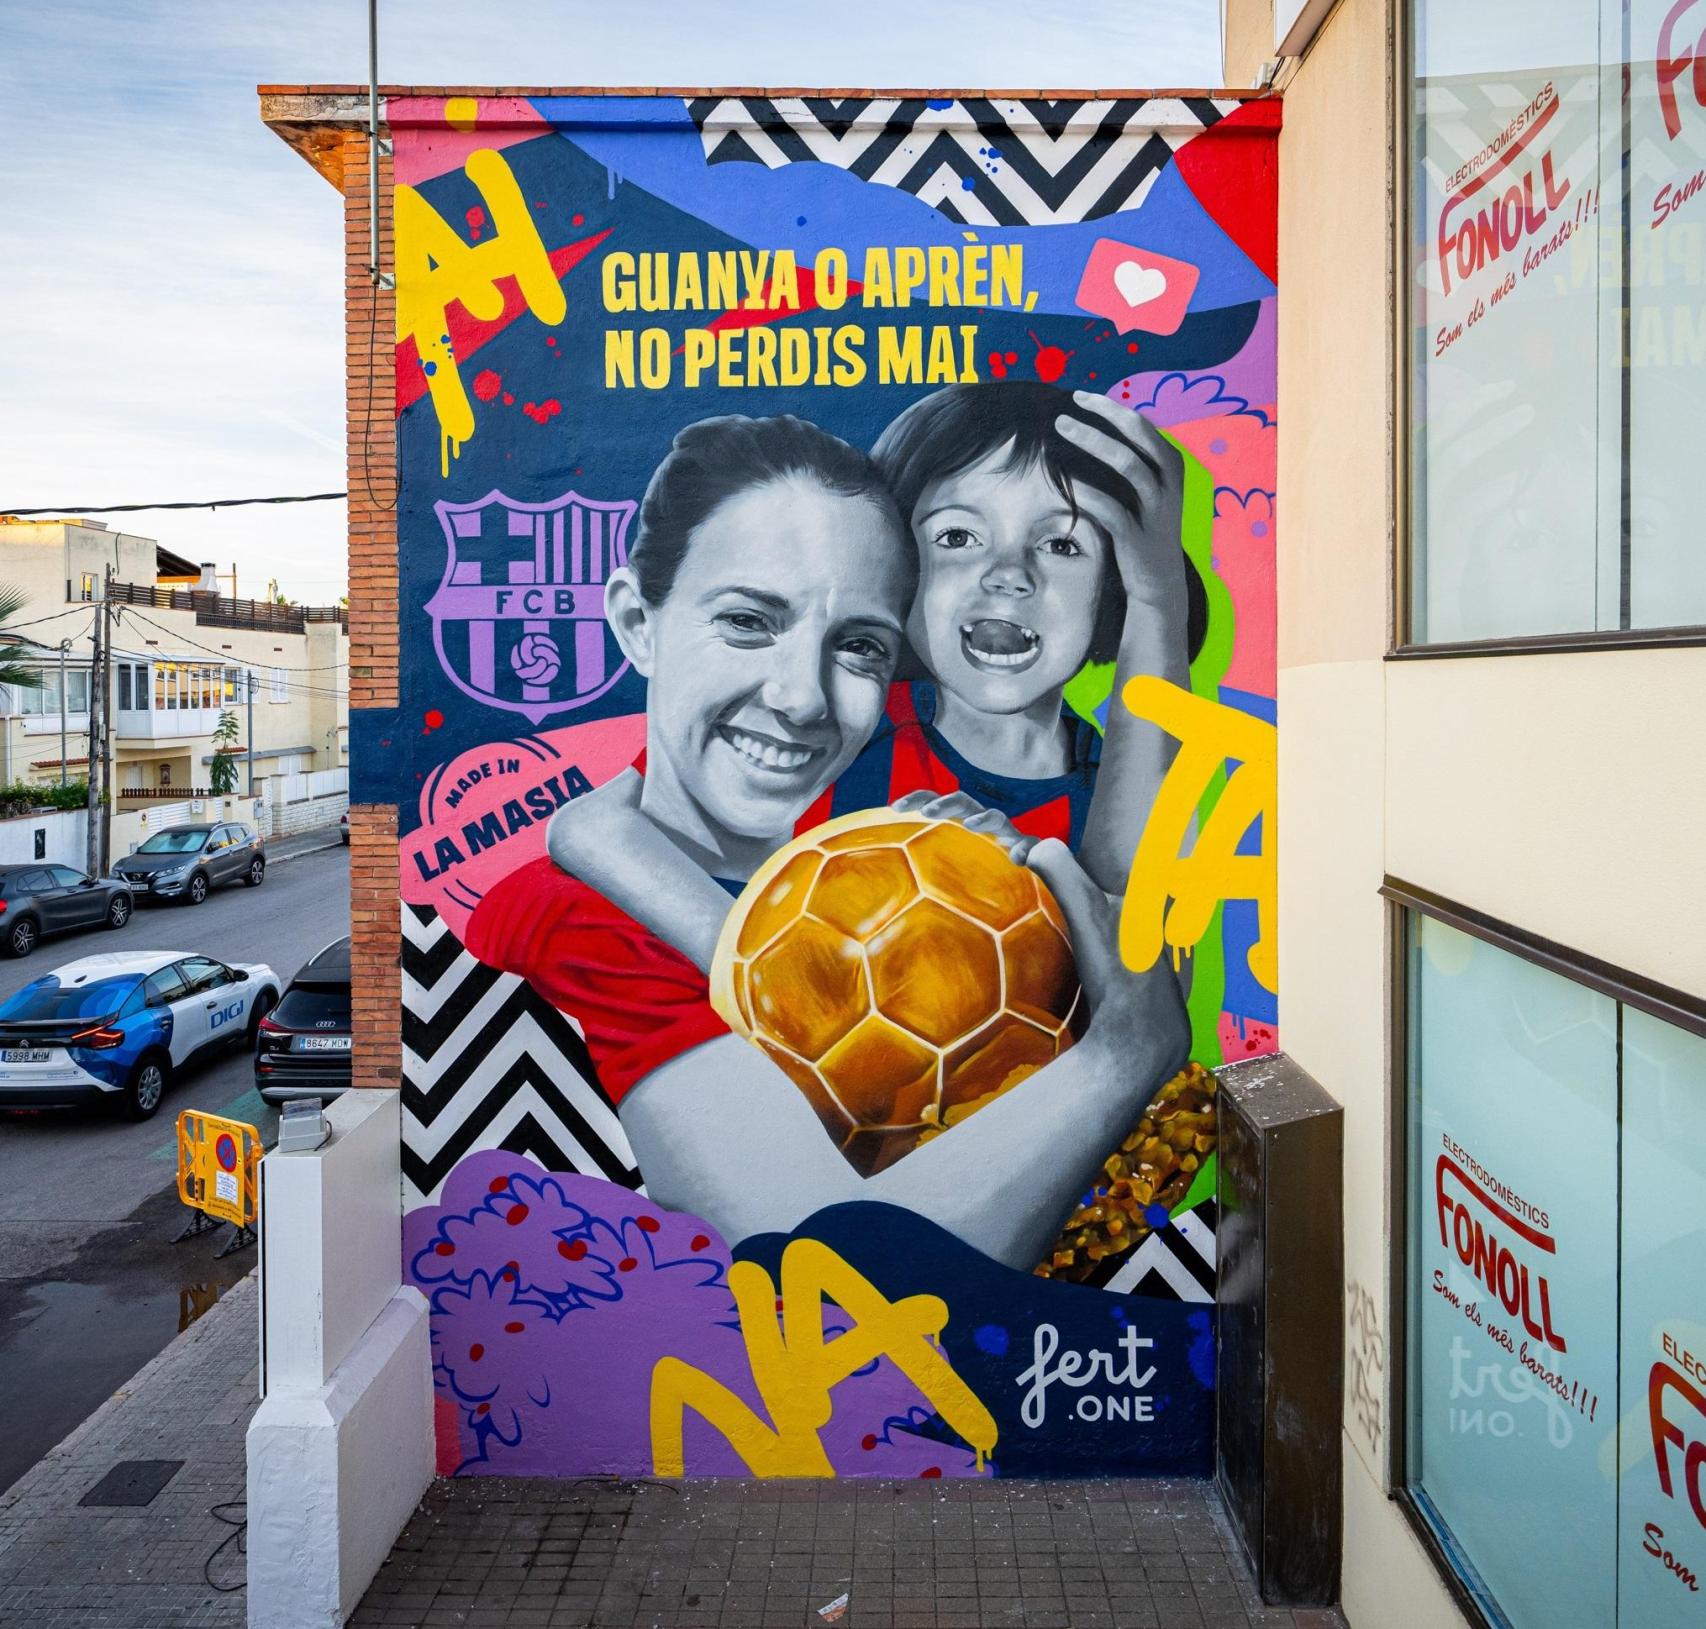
[428,489,637,724]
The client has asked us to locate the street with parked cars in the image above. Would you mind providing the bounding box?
[0,833,348,1494]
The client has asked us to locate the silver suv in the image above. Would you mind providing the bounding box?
[111,823,267,905]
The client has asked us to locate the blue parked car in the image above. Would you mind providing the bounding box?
[0,951,281,1120]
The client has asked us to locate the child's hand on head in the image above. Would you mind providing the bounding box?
[1054,391,1188,628]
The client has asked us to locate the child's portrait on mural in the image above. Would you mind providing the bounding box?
[467,383,1199,1266]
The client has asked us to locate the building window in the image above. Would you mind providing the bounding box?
[135,664,149,709]
[270,666,289,703]
[118,666,131,711]
[18,672,90,716]
[1402,905,1706,1627]
[159,762,171,788]
[1406,0,1706,643]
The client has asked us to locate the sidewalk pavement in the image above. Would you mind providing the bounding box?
[0,1270,257,1627]
[354,1476,1350,1629]
[266,824,347,864]
[0,1258,1352,1629]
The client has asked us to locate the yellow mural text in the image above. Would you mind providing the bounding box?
[649,1238,996,1478]
[1119,676,1277,993]
[394,148,566,475]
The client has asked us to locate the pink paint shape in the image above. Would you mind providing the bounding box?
[1074,239,1199,336]
[390,97,552,186]
[401,715,647,944]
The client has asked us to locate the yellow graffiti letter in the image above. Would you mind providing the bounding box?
[650,1239,997,1478]
[1119,676,1277,993]
[394,149,567,473]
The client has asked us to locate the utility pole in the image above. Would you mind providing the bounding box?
[57,639,68,788]
[84,583,104,876]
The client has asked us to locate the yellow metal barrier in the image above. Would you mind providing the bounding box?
[175,1110,264,1252]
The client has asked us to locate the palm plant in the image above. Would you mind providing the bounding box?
[0,587,44,693]
[209,710,242,795]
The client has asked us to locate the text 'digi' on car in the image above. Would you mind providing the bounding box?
[0,950,280,1119]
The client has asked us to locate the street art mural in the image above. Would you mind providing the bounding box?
[367,92,1279,1479]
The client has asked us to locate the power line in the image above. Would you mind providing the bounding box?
[1,493,347,517]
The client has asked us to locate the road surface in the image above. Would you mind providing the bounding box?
[0,836,350,1493]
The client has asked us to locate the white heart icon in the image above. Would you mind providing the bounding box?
[1113,259,1166,308]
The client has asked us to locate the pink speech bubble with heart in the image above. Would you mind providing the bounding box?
[1074,239,1200,335]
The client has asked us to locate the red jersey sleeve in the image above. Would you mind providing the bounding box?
[464,855,729,1103]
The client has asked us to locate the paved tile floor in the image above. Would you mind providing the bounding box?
[354,1474,1349,1629]
[0,1272,257,1627]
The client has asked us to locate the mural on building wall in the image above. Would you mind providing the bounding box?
[365,92,1279,1479]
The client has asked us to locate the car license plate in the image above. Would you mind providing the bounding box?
[297,1035,352,1052]
[1,1049,51,1063]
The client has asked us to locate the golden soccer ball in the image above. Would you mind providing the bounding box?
[709,809,1083,1175]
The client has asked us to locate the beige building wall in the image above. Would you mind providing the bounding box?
[0,519,348,795]
[1255,0,1706,1619]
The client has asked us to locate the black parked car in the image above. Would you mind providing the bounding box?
[111,822,266,905]
[0,864,134,958]
[256,936,352,1105]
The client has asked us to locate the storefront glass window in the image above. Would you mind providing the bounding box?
[1408,0,1706,641]
[1406,912,1706,1625]
[1618,1011,1706,1625]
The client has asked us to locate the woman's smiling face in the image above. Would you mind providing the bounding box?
[906,448,1110,717]
[628,475,911,847]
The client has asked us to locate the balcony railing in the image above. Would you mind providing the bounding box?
[96,582,348,635]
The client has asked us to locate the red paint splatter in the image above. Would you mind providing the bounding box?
[505,1203,529,1225]
[559,1238,588,1260]
[635,1214,660,1233]
[1029,329,1073,384]
[465,205,486,241]
[472,368,502,401]
[689,1234,709,1251]
[861,1434,878,1451]
[987,351,1009,379]
[545,336,557,348]
[919,1467,943,1479]
[504,1321,525,1333]
[394,229,612,414]
[618,1257,638,1272]
[522,399,563,424]
[502,392,514,405]
[423,708,444,733]
[476,1402,490,1416]
[571,213,585,226]
[487,1177,507,1194]
[1127,341,1139,353]
[434,1241,455,1257]
[1088,372,1097,381]
[469,1344,484,1361]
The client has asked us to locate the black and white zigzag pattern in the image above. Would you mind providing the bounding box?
[684,95,1235,225]
[1098,1197,1218,1303]
[401,902,639,1208]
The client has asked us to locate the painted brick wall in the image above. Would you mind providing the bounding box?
[341,129,401,1091]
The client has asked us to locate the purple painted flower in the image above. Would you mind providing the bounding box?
[431,1270,561,1456]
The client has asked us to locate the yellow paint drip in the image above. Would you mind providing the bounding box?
[1120,676,1277,993]
[445,96,479,131]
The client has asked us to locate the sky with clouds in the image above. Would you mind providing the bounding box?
[0,1,1220,602]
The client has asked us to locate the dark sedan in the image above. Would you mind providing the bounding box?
[111,822,266,905]
[0,864,134,958]
[256,936,352,1104]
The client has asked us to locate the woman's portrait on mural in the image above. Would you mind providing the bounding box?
[467,388,1202,1268]
[389,91,1276,1484]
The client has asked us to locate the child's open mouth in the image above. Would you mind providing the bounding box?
[960,617,1042,674]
